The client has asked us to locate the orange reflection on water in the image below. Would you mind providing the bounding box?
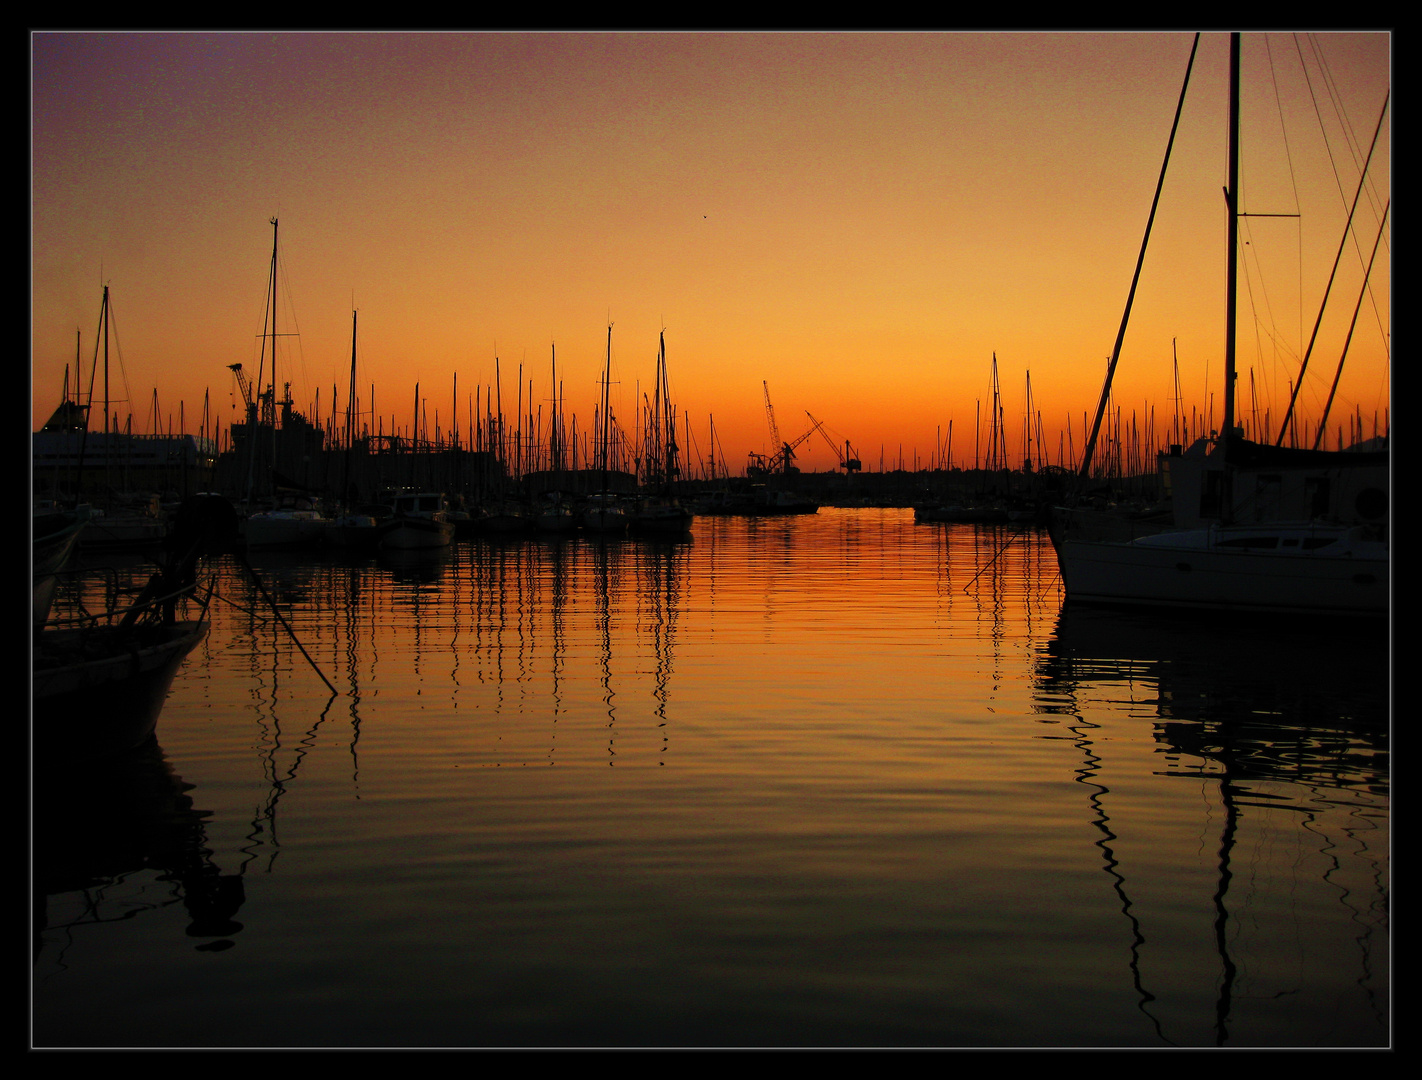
[38,510,1387,1047]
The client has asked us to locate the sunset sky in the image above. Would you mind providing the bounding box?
[31,31,1390,474]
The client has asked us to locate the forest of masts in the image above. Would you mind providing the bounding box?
[63,342,1387,490]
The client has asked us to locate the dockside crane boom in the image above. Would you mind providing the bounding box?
[763,380,781,451]
[748,380,789,475]
[229,363,257,424]
[806,411,861,473]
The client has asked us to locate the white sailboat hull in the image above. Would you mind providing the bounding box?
[1055,525,1387,617]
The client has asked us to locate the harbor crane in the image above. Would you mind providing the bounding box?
[806,412,861,473]
[228,363,252,409]
[228,362,276,426]
[747,383,854,476]
[748,414,825,476]
[228,363,258,425]
[762,380,781,452]
[748,380,789,475]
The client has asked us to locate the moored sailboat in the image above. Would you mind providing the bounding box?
[1051,34,1388,618]
[628,330,693,537]
[582,324,629,536]
[34,495,222,756]
[233,218,331,547]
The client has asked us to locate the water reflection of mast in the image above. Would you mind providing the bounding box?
[1037,604,1389,1046]
[243,568,289,871]
[595,536,617,763]
[1033,613,1175,1044]
[1211,772,1240,1047]
[547,539,569,761]
[959,525,1012,708]
[447,534,466,698]
[641,540,685,764]
[246,692,339,874]
[341,559,368,795]
[236,562,343,871]
[479,543,509,721]
[1066,708,1174,1044]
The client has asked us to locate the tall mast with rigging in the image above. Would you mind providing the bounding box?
[1222,33,1240,445]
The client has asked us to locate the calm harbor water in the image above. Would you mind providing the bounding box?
[33,508,1389,1048]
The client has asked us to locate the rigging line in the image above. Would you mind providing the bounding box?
[1294,32,1391,356]
[1314,200,1389,449]
[274,229,313,409]
[104,295,135,414]
[961,525,1030,593]
[1078,33,1199,483]
[1274,90,1388,447]
[1293,34,1356,210]
[238,552,338,697]
[1237,218,1317,433]
[1267,35,1310,396]
[1264,35,1305,218]
[1290,38,1393,395]
[1295,34,1390,232]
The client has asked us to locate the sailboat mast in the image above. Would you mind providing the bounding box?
[341,309,357,501]
[101,285,110,436]
[660,330,676,486]
[550,343,560,472]
[267,218,280,479]
[601,324,613,493]
[347,310,358,447]
[1222,33,1240,442]
[494,356,504,475]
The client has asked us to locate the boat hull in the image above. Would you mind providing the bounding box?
[34,512,86,627]
[1055,529,1388,617]
[33,621,208,756]
[34,512,87,574]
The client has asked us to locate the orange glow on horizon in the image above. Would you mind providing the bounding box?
[32,32,1390,474]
